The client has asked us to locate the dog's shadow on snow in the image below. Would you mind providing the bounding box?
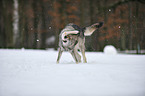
[57,61,102,64]
[58,61,77,64]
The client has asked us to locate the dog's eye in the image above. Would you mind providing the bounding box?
[64,36,67,39]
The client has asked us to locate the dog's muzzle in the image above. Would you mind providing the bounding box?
[62,35,68,43]
[63,40,67,43]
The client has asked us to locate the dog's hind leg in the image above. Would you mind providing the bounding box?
[75,52,81,63]
[74,48,81,63]
[70,50,79,64]
[74,45,81,63]
[56,48,63,63]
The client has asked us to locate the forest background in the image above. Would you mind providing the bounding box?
[0,0,145,53]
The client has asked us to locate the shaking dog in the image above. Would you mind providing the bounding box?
[57,22,103,63]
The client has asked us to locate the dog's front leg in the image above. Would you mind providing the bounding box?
[81,50,87,63]
[56,48,63,63]
[70,50,79,64]
[80,46,87,63]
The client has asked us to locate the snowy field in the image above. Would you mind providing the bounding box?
[0,49,145,96]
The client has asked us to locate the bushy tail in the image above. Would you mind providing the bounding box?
[84,22,103,36]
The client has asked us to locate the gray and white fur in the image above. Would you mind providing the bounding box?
[57,22,103,63]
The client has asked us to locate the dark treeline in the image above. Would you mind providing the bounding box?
[0,0,145,53]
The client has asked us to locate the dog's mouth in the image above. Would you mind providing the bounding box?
[63,40,67,43]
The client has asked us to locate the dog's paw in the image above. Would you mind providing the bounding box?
[56,61,59,64]
[83,60,87,63]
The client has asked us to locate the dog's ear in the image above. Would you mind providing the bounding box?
[84,22,104,36]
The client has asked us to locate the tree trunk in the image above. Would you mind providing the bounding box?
[0,0,6,48]
[13,0,19,48]
[33,0,38,49]
[104,0,108,46]
[135,2,140,54]
[120,10,126,50]
[128,2,133,50]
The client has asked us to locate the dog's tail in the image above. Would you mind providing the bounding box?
[83,22,103,36]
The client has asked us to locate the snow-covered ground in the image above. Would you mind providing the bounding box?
[0,49,145,96]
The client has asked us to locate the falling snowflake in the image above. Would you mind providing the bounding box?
[109,9,111,11]
[37,39,39,42]
[49,27,51,29]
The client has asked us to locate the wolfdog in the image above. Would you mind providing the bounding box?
[57,22,103,63]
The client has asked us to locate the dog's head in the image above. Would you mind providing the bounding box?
[61,30,79,46]
[84,22,104,36]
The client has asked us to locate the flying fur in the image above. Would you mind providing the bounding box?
[57,22,103,63]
